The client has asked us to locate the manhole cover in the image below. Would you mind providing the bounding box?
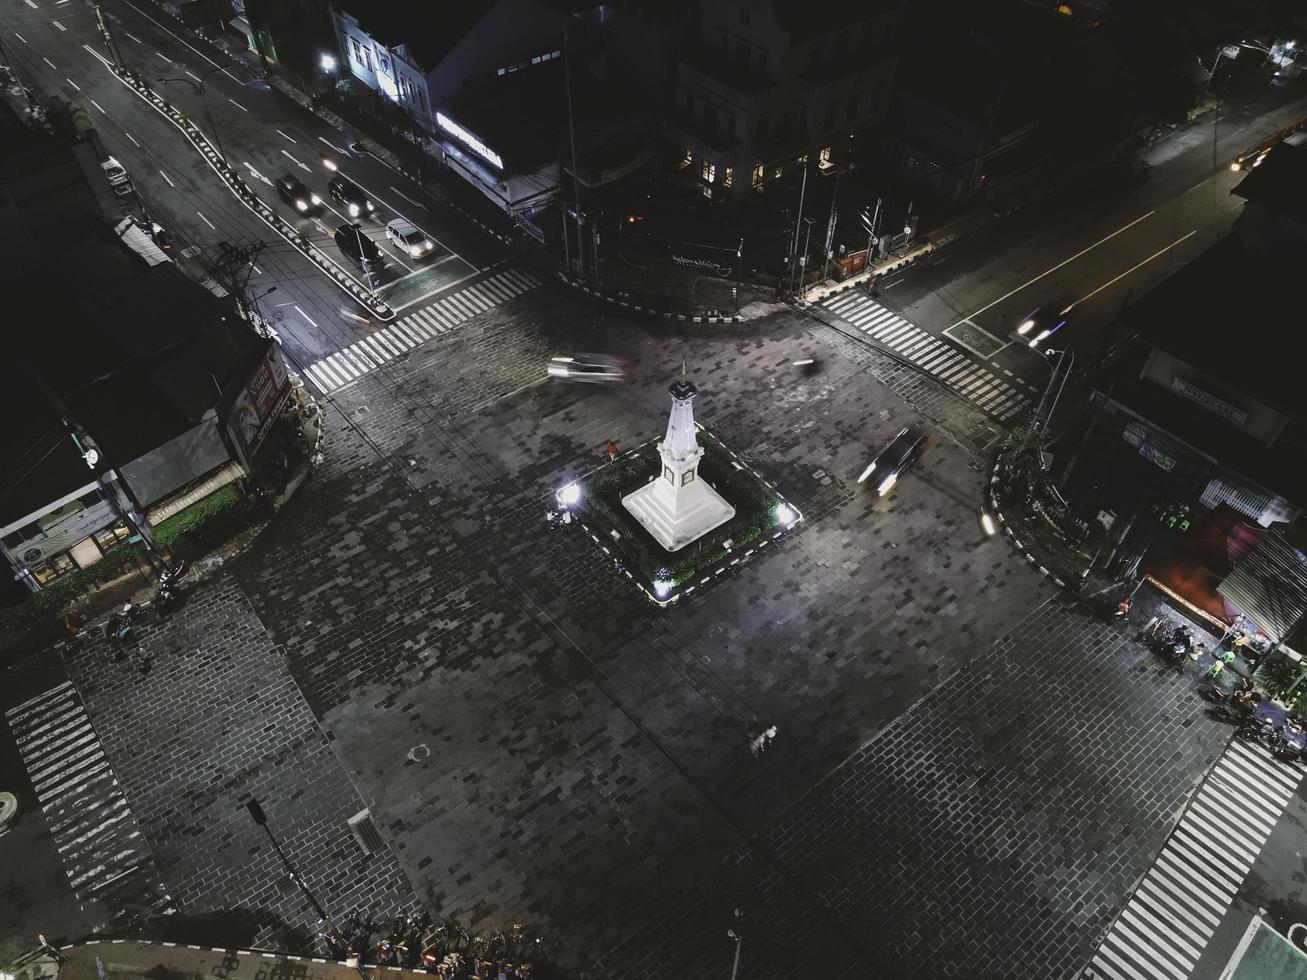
[407,743,430,762]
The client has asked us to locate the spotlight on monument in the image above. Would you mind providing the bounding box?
[775,503,796,527]
[653,579,673,599]
[557,482,581,508]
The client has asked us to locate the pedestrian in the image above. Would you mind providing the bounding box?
[1115,594,1132,617]
[37,934,66,965]
[64,609,86,638]
[605,441,618,463]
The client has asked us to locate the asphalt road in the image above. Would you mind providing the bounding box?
[857,84,1307,407]
[0,0,507,371]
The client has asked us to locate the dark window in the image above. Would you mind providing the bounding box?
[823,102,836,130]
[79,489,102,507]
[799,106,808,132]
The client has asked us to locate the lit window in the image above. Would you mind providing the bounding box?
[797,154,808,165]
[751,163,764,187]
[552,50,561,58]
[532,56,541,64]
[93,522,130,552]
[723,166,733,187]
[702,161,716,183]
[497,67,506,76]
[819,146,833,167]
[31,551,76,585]
[680,148,693,169]
[773,165,782,179]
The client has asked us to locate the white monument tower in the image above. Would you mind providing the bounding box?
[622,368,735,551]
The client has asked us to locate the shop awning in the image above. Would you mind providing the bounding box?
[1218,527,1307,642]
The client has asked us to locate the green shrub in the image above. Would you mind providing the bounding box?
[151,484,241,548]
[578,434,789,590]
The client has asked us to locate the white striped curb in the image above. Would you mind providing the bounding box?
[988,455,1070,591]
[558,276,744,323]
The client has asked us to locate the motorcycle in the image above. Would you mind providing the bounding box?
[104,602,142,644]
[1236,716,1279,747]
[153,561,189,615]
[1151,625,1193,666]
[1272,726,1307,763]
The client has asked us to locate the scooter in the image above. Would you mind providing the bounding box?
[153,561,189,615]
[104,602,142,644]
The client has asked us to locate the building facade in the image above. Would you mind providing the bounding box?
[664,0,899,198]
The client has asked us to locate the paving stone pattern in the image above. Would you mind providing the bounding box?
[57,578,418,948]
[231,285,1172,974]
[591,600,1238,979]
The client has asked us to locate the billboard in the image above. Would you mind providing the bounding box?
[221,340,291,463]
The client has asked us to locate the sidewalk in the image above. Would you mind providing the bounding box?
[54,940,428,980]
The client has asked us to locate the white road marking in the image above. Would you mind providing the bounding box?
[120,0,240,81]
[196,210,216,230]
[243,161,272,185]
[293,305,320,329]
[227,98,247,111]
[159,169,175,187]
[43,57,58,68]
[81,43,112,68]
[125,131,140,147]
[24,0,38,9]
[185,70,202,82]
[318,136,348,155]
[340,170,469,272]
[302,270,543,392]
[52,20,66,31]
[253,265,262,275]
[65,78,81,90]
[276,129,296,143]
[389,185,422,207]
[154,51,172,62]
[280,149,309,171]
[124,31,142,43]
[14,32,28,43]
[954,210,1156,326]
[1070,231,1199,309]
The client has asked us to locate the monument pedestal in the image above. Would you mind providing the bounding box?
[621,371,735,553]
[623,476,734,552]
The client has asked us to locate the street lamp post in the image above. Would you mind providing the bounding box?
[244,799,368,980]
[158,65,228,169]
[726,908,743,980]
[1032,347,1075,437]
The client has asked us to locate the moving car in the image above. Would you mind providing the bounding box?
[333,223,384,280]
[1015,298,1073,348]
[328,174,374,217]
[547,353,625,383]
[857,426,926,496]
[275,174,322,214]
[385,218,434,258]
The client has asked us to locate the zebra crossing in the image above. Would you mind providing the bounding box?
[304,267,543,393]
[822,291,1030,420]
[1084,738,1302,980]
[4,681,172,916]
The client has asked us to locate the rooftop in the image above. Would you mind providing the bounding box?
[1117,233,1305,420]
[1232,134,1307,222]
[1095,345,1307,509]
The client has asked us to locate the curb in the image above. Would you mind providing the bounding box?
[801,241,937,306]
[557,275,743,323]
[987,455,1071,591]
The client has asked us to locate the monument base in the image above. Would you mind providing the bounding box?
[622,478,736,552]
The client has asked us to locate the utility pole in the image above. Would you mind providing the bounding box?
[862,197,882,278]
[798,217,814,298]
[822,167,843,285]
[563,30,585,282]
[787,161,810,298]
[92,4,124,73]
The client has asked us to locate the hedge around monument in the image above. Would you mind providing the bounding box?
[579,435,782,588]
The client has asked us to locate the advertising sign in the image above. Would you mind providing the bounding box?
[223,340,291,461]
[663,239,737,279]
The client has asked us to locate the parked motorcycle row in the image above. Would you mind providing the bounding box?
[1137,613,1307,765]
[99,560,190,666]
[324,910,543,979]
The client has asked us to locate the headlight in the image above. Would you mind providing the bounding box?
[296,199,308,211]
[348,203,360,216]
[877,473,898,496]
[365,201,375,211]
[310,194,322,205]
[857,461,876,484]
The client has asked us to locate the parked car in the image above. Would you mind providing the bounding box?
[334,223,384,280]
[857,426,926,496]
[547,353,625,383]
[328,174,374,217]
[385,217,434,258]
[275,174,322,214]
